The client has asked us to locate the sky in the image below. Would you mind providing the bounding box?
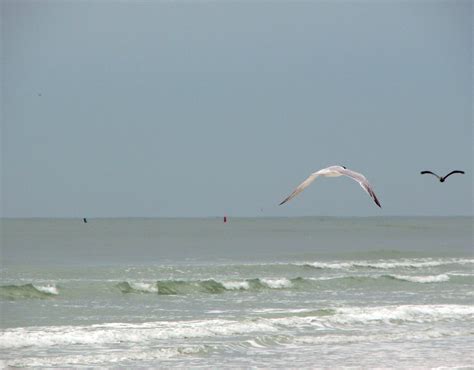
[1,0,472,218]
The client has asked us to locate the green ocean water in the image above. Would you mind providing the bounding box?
[1,217,473,367]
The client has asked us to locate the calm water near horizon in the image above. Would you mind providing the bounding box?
[1,217,473,367]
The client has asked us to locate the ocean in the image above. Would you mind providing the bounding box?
[1,217,473,368]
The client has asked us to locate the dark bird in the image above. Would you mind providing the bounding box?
[420,170,465,182]
[83,218,88,223]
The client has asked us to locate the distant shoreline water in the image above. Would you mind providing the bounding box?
[1,217,472,367]
[2,215,473,219]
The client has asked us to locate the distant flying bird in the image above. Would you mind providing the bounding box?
[420,170,465,182]
[279,165,381,208]
[83,218,87,223]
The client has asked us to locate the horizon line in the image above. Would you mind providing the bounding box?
[1,215,472,220]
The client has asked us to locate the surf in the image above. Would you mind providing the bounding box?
[0,284,59,300]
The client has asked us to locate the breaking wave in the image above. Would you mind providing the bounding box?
[302,258,474,270]
[386,274,450,283]
[117,278,298,295]
[2,271,459,301]
[116,282,159,293]
[116,273,458,296]
[5,346,209,368]
[1,304,471,350]
[0,284,59,300]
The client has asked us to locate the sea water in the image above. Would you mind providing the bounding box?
[1,217,473,367]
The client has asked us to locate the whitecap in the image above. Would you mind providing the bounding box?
[5,346,207,367]
[332,305,474,325]
[2,305,471,351]
[306,262,353,269]
[222,281,250,290]
[266,304,474,329]
[357,260,447,269]
[389,274,450,283]
[260,278,293,289]
[0,318,277,349]
[129,282,158,293]
[304,258,474,270]
[33,284,59,295]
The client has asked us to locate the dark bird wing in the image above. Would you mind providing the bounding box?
[420,171,440,179]
[442,170,465,181]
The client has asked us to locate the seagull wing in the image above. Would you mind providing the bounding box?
[337,168,382,208]
[420,171,440,179]
[442,170,465,181]
[279,172,320,205]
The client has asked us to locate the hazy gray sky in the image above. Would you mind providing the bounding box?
[1,0,472,218]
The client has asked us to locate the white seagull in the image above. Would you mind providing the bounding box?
[279,165,381,208]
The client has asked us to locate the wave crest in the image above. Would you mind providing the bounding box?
[117,278,300,295]
[1,305,471,350]
[0,284,59,300]
[303,258,473,270]
[386,274,450,283]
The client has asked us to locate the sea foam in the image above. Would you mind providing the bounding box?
[221,281,250,290]
[33,284,59,295]
[388,274,450,283]
[1,304,471,350]
[0,318,277,349]
[5,346,208,367]
[117,281,158,293]
[304,258,474,270]
[260,278,293,289]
